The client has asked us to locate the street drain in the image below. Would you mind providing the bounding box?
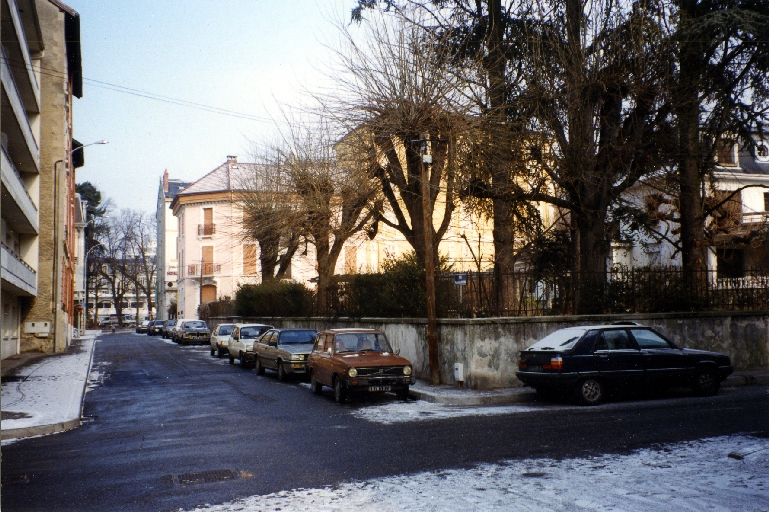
[2,474,29,485]
[164,469,241,486]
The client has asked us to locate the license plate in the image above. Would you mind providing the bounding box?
[528,365,542,372]
[293,363,303,368]
[368,386,391,392]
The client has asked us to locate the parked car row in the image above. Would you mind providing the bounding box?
[205,323,414,404]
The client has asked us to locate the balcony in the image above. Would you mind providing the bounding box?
[187,263,221,276]
[1,45,39,172]
[4,0,41,112]
[1,146,38,233]
[1,242,36,296]
[198,224,216,236]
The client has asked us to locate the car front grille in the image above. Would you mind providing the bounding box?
[356,366,404,377]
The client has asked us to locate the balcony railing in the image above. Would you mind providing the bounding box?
[198,224,216,236]
[187,263,221,276]
[1,242,37,295]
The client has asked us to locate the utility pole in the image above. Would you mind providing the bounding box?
[418,139,440,385]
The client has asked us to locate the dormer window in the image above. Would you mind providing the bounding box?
[756,142,769,163]
[716,140,737,167]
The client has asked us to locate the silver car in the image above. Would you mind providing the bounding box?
[210,323,235,357]
[254,329,318,381]
[227,324,272,368]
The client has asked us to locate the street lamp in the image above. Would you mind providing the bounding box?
[52,140,109,349]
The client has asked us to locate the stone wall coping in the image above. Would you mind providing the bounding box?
[209,310,769,326]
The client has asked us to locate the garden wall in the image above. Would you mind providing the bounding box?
[209,311,768,389]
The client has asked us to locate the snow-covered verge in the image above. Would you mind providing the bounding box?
[183,434,768,512]
[1,337,94,434]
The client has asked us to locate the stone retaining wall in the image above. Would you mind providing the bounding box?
[210,311,769,389]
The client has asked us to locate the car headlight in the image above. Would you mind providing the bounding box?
[291,354,303,361]
[246,345,253,352]
[403,366,412,376]
[348,368,358,378]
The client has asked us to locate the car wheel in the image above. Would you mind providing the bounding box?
[334,377,347,404]
[240,352,249,368]
[277,361,286,382]
[255,356,265,376]
[575,378,604,405]
[310,371,322,394]
[396,385,410,401]
[693,370,720,396]
[210,346,216,356]
[217,347,224,358]
[229,354,235,365]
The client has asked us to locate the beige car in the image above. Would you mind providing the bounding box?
[227,324,272,368]
[210,323,236,357]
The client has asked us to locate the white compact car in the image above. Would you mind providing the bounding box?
[227,323,272,368]
[210,323,236,357]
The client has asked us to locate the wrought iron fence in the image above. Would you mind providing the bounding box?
[322,267,769,318]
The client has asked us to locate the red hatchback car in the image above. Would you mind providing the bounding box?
[308,329,413,404]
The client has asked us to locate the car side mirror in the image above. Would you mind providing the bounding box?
[270,340,278,347]
[395,348,400,355]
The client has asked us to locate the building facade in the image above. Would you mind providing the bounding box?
[155,170,189,320]
[15,0,83,355]
[1,0,45,359]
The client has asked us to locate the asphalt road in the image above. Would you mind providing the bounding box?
[2,332,768,512]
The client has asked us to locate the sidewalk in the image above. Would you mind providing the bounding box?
[1,331,98,441]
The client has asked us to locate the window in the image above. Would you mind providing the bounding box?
[344,246,358,274]
[716,140,737,166]
[756,143,769,163]
[764,192,769,213]
[716,248,745,279]
[243,244,257,275]
[593,330,636,351]
[630,329,672,349]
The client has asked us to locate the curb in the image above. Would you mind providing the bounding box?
[1,336,97,442]
[1,418,81,441]
[409,371,769,407]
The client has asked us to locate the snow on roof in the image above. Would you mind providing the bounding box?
[177,157,261,196]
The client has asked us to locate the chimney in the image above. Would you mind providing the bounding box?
[163,170,169,192]
[227,155,237,163]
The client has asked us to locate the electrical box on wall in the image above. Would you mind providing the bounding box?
[25,321,50,338]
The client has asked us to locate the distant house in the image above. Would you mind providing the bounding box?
[610,135,769,275]
[156,170,190,319]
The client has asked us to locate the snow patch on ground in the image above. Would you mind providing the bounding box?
[351,400,541,424]
[183,434,769,512]
[1,337,94,432]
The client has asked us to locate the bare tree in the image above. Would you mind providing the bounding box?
[277,119,379,313]
[321,14,474,266]
[235,147,303,282]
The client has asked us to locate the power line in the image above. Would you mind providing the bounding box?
[1,56,275,123]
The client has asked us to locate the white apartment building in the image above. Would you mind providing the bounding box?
[610,136,769,275]
[156,170,189,320]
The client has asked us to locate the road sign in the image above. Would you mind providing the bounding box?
[454,273,468,286]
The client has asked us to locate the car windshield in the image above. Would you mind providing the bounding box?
[335,333,393,353]
[526,328,587,351]
[218,325,234,336]
[185,321,207,329]
[279,330,317,344]
[241,326,268,339]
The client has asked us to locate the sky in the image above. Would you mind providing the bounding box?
[68,0,360,214]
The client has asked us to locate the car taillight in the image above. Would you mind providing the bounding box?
[517,359,527,369]
[543,356,563,371]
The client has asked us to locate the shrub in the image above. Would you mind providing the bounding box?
[235,280,314,317]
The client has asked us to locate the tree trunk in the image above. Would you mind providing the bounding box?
[486,0,516,316]
[574,210,608,314]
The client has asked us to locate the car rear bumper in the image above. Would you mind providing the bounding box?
[515,371,582,389]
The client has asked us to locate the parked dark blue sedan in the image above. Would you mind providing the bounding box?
[515,324,733,405]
